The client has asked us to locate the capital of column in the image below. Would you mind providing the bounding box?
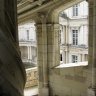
[35,23,60,27]
[37,12,49,24]
[35,23,60,36]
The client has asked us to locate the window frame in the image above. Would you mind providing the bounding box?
[72,29,78,45]
[73,4,78,16]
[72,55,78,63]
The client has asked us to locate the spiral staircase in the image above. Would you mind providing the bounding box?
[0,0,26,96]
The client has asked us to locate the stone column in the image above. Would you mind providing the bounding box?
[36,24,44,94]
[47,23,60,67]
[36,13,60,96]
[88,0,94,95]
[36,14,49,96]
[88,0,94,68]
[63,26,66,45]
[65,25,68,44]
[66,20,69,45]
[92,0,96,92]
[88,0,96,95]
[36,23,49,96]
[61,25,65,44]
[66,51,69,63]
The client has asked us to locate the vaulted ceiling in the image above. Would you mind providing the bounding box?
[17,0,83,23]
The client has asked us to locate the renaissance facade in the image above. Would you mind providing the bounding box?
[18,23,37,68]
[60,1,88,64]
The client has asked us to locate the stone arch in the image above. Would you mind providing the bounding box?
[18,0,96,96]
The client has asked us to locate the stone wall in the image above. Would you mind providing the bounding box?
[25,67,38,88]
[49,66,90,96]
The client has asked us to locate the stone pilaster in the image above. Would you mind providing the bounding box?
[65,25,68,44]
[36,23,49,96]
[88,0,94,69]
[88,0,96,95]
[36,13,60,96]
[61,25,65,44]
[92,0,96,90]
[64,26,66,45]
[47,24,60,68]
[63,51,66,63]
[36,24,44,89]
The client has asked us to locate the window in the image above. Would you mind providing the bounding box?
[73,4,78,16]
[72,55,78,63]
[26,30,29,40]
[60,54,62,61]
[72,29,78,45]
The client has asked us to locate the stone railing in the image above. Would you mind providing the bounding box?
[25,67,38,88]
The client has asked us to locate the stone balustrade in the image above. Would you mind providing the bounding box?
[25,67,38,88]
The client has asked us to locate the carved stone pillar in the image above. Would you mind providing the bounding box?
[88,0,94,69]
[63,26,66,45]
[36,15,49,96]
[36,12,60,96]
[61,25,65,44]
[47,24,60,68]
[92,0,96,92]
[63,51,66,63]
[88,0,96,95]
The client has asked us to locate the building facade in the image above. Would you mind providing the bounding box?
[59,1,88,64]
[18,23,37,68]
